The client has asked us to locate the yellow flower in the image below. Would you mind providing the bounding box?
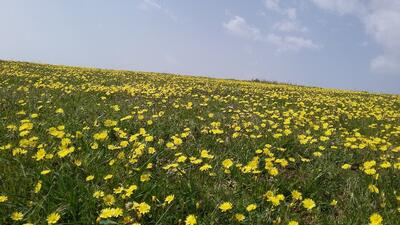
[330,199,338,206]
[47,212,61,224]
[136,202,151,215]
[369,213,383,225]
[91,142,99,150]
[104,119,117,127]
[302,198,316,210]
[140,173,151,182]
[34,149,46,161]
[185,214,197,225]
[41,169,51,175]
[234,213,246,222]
[164,195,175,204]
[57,146,75,158]
[93,131,108,141]
[11,211,24,221]
[0,195,8,203]
[177,155,187,163]
[123,184,138,198]
[111,105,120,111]
[246,203,257,212]
[34,180,42,193]
[265,191,285,206]
[341,164,351,169]
[93,191,105,198]
[291,190,303,201]
[173,137,183,145]
[288,221,299,225]
[222,159,233,169]
[103,174,113,180]
[219,201,233,212]
[74,159,82,166]
[99,207,123,218]
[313,151,322,157]
[199,164,212,171]
[200,150,214,159]
[55,108,64,114]
[86,175,94,181]
[267,167,279,176]
[368,184,379,194]
[145,136,154,142]
[103,194,115,206]
[365,168,377,175]
[19,122,33,131]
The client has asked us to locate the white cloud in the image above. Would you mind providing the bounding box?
[140,0,161,10]
[370,54,400,74]
[264,1,309,33]
[223,16,262,41]
[139,0,177,21]
[311,0,400,74]
[310,0,366,15]
[286,8,297,20]
[267,33,319,51]
[264,0,281,11]
[364,8,400,50]
[273,20,307,33]
[264,0,297,20]
[223,14,318,52]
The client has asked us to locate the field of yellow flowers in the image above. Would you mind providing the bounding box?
[0,60,400,225]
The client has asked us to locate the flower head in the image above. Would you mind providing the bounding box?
[302,198,316,210]
[219,202,233,212]
[369,213,383,225]
[47,212,61,224]
[11,211,24,221]
[185,214,197,225]
[99,207,123,219]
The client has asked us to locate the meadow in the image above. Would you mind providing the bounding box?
[0,60,399,225]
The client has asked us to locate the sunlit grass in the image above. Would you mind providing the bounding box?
[0,60,399,225]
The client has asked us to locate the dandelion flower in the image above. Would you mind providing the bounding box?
[0,195,8,203]
[291,190,302,201]
[185,214,197,225]
[234,213,246,222]
[137,202,151,215]
[103,194,115,206]
[86,175,94,181]
[222,159,233,169]
[302,198,316,210]
[219,202,233,212]
[246,203,257,212]
[341,164,351,169]
[369,213,383,225]
[99,207,123,219]
[164,195,175,205]
[11,211,24,221]
[47,212,61,224]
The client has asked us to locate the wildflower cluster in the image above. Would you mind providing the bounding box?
[0,60,399,224]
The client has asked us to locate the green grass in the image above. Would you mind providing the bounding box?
[0,60,399,225]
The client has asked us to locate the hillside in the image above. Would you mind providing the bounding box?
[0,60,400,224]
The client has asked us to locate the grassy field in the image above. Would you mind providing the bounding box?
[0,60,399,225]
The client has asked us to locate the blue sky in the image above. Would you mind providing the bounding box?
[1,0,399,94]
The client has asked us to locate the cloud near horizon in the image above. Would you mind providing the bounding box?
[222,16,262,41]
[311,0,400,75]
[223,0,319,52]
[222,15,318,52]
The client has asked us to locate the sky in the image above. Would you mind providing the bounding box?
[0,0,400,94]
